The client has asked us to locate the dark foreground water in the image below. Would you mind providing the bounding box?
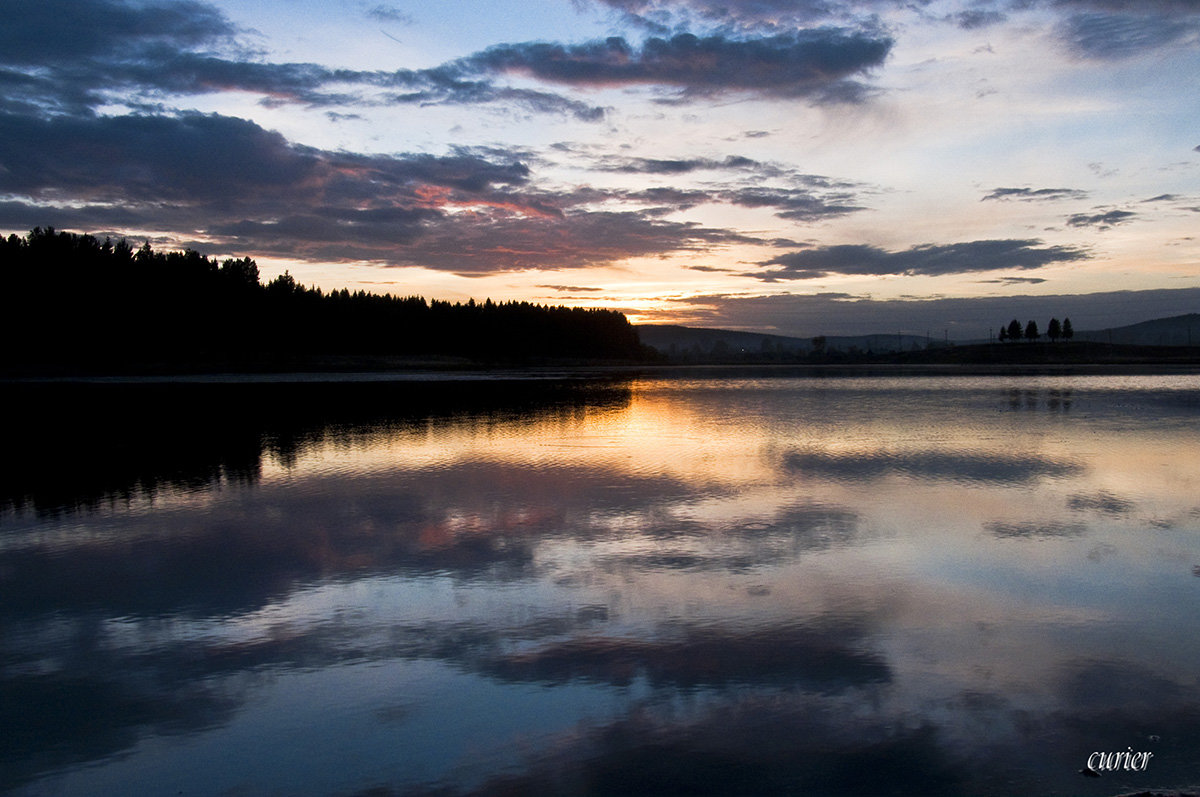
[3,371,1200,796]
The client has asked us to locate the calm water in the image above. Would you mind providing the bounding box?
[3,372,1200,796]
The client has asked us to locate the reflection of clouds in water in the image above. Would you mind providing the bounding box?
[1068,490,1135,516]
[985,520,1087,539]
[594,501,861,574]
[0,462,703,620]
[481,617,890,691]
[782,449,1082,485]
[1,460,860,624]
[402,692,969,797]
[0,620,243,794]
[6,375,1200,796]
[399,653,1200,797]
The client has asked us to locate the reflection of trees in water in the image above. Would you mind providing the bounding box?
[1006,387,1073,412]
[0,378,633,517]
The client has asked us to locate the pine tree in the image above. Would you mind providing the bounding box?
[1047,317,1061,342]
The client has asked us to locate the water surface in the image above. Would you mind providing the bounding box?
[3,373,1199,796]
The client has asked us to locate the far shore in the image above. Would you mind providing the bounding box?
[4,342,1200,385]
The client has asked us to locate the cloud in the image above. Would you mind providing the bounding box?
[595,154,764,173]
[2,0,895,126]
[203,205,761,274]
[3,108,747,272]
[1060,13,1200,59]
[462,30,893,101]
[564,151,868,220]
[978,276,1049,285]
[1065,208,1136,228]
[755,239,1089,280]
[0,111,534,205]
[0,0,235,66]
[1048,1,1200,58]
[0,0,605,120]
[953,9,1008,28]
[372,210,762,273]
[981,187,1088,202]
[0,103,799,275]
[585,0,928,33]
[365,3,414,24]
[726,186,866,221]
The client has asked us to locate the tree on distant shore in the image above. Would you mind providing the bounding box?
[1062,317,1074,341]
[1047,317,1062,342]
[1006,319,1023,342]
[1025,319,1039,341]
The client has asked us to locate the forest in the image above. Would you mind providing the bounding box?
[0,227,649,371]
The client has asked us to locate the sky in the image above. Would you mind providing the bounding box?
[1,0,1198,339]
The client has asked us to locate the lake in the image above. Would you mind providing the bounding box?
[3,370,1200,796]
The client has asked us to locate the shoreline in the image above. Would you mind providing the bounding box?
[5,359,1200,386]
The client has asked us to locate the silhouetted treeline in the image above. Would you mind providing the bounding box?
[998,317,1074,342]
[1,227,649,370]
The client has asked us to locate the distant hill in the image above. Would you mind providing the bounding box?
[1071,313,1200,346]
[636,312,1200,362]
[637,324,933,359]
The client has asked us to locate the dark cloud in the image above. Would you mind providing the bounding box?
[1048,1,1200,58]
[597,154,763,173]
[0,0,235,66]
[365,3,414,24]
[755,239,1089,280]
[953,9,1008,28]
[978,276,1049,285]
[725,186,865,220]
[0,110,534,212]
[0,0,604,120]
[981,186,1088,202]
[576,153,867,221]
[1,0,894,135]
[463,30,893,101]
[378,210,763,273]
[585,0,928,33]
[1066,208,1137,228]
[0,103,793,273]
[384,70,608,120]
[0,112,322,203]
[6,1,893,117]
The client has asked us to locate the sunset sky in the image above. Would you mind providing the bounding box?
[2,0,1198,338]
